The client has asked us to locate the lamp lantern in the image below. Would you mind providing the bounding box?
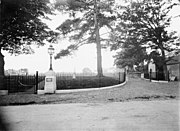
[48,45,54,70]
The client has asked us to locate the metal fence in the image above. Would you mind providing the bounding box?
[4,72,45,94]
[55,72,126,90]
[144,71,169,81]
[4,71,126,93]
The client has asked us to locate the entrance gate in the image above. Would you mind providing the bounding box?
[4,71,45,94]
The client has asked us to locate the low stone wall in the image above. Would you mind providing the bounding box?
[128,72,141,78]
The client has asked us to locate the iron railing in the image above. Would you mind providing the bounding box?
[4,71,126,93]
[144,71,169,81]
[4,72,45,94]
[55,72,126,90]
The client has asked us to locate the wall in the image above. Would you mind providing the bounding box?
[167,64,180,80]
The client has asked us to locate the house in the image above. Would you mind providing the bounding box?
[5,68,28,76]
[147,55,180,81]
[18,68,28,75]
[148,59,156,78]
[167,55,180,81]
[148,59,156,72]
[5,69,18,75]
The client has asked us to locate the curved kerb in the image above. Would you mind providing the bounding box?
[38,77,128,94]
[142,77,169,83]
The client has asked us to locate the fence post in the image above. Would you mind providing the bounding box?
[149,69,152,82]
[168,70,170,82]
[17,75,19,92]
[124,68,126,82]
[125,71,126,82]
[119,72,121,84]
[35,71,38,94]
[8,75,10,94]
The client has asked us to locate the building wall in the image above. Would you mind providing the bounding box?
[148,59,156,72]
[167,64,180,80]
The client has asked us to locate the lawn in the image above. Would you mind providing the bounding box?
[38,75,125,90]
[0,78,178,106]
[5,74,125,92]
[56,76,123,90]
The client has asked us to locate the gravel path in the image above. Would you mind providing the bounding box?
[0,78,179,105]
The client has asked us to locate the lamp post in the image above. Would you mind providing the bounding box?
[48,45,54,70]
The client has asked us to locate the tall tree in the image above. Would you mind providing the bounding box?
[113,42,148,71]
[111,0,180,80]
[0,0,55,90]
[54,0,116,77]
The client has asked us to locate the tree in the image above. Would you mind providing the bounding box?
[111,25,148,71]
[0,0,56,90]
[113,44,148,72]
[82,67,92,74]
[54,0,116,77]
[111,0,180,80]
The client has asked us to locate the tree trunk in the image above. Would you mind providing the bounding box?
[161,48,168,81]
[0,1,6,90]
[94,0,103,77]
[0,49,5,90]
[96,28,103,77]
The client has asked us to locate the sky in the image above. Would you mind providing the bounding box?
[3,43,116,74]
[2,1,180,74]
[3,11,117,74]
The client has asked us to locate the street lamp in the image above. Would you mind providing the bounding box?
[48,45,54,70]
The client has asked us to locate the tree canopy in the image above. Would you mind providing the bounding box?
[0,0,56,89]
[54,0,116,54]
[0,0,56,54]
[111,0,180,77]
[54,0,116,76]
[113,42,148,71]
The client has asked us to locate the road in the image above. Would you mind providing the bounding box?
[1,99,179,131]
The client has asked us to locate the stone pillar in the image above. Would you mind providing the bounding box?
[44,70,56,94]
[141,73,144,79]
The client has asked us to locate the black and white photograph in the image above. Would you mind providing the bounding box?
[0,0,179,130]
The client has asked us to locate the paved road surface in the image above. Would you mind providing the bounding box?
[1,99,179,131]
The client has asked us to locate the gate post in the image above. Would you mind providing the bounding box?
[149,69,152,82]
[35,71,38,94]
[168,70,170,82]
[119,72,121,84]
[124,68,126,82]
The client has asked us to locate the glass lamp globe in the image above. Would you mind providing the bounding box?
[48,45,54,55]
